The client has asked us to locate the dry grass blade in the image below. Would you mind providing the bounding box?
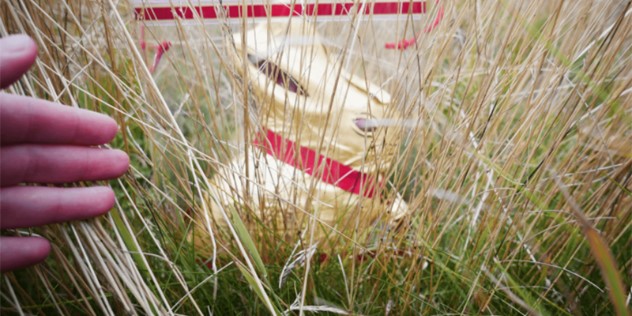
[551,170,630,316]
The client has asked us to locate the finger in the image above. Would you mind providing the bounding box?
[0,35,38,89]
[0,93,119,145]
[0,145,129,187]
[0,186,115,229]
[0,236,51,272]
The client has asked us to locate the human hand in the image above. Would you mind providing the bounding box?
[0,35,130,272]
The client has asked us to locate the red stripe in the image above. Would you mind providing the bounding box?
[134,2,426,21]
[254,129,378,198]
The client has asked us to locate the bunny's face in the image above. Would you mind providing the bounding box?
[231,21,401,172]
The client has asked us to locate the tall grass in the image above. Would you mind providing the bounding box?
[1,0,630,315]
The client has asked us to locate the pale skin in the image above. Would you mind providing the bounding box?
[0,35,130,272]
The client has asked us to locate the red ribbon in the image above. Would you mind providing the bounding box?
[254,129,379,198]
[134,2,426,21]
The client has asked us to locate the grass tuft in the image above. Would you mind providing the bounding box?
[1,0,630,315]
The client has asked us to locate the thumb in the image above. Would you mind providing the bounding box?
[0,35,38,89]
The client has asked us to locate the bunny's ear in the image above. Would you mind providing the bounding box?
[342,71,392,105]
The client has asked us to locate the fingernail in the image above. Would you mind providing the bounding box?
[1,35,34,54]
